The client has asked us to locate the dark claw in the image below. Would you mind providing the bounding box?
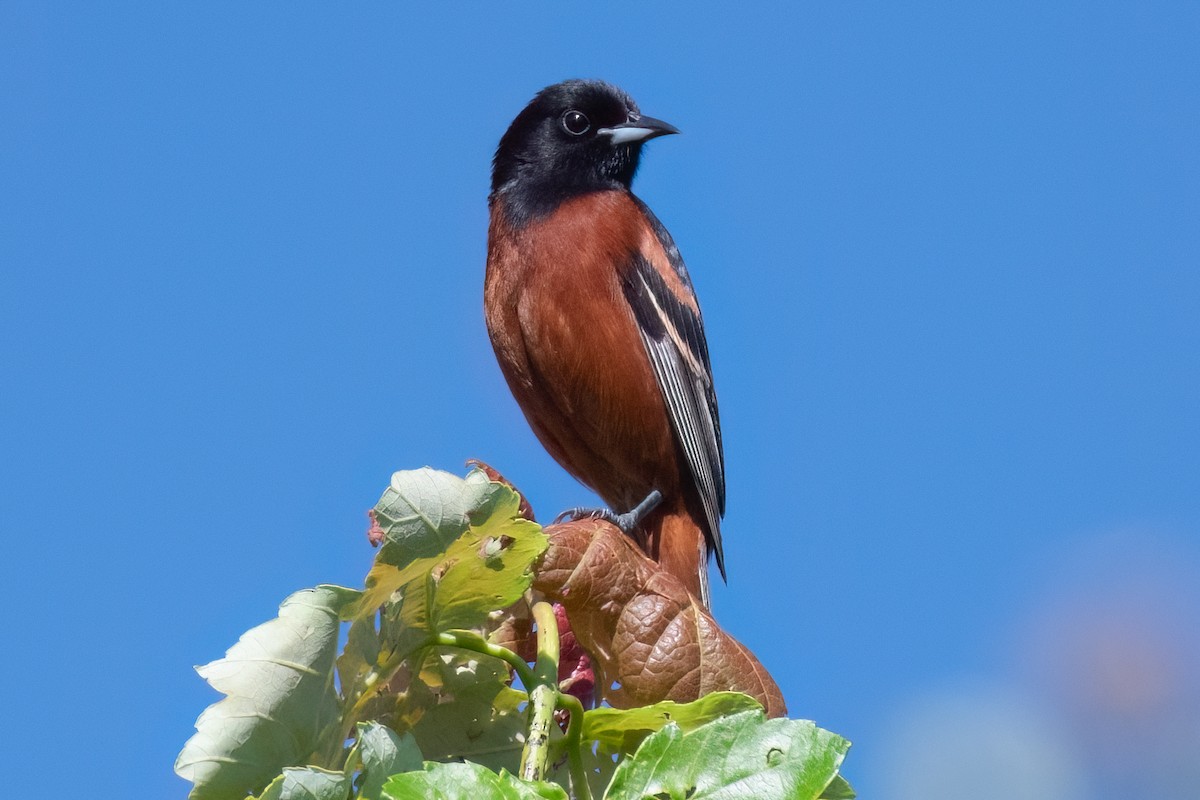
[552,506,604,525]
[551,490,663,536]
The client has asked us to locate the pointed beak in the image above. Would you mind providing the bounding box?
[599,115,681,145]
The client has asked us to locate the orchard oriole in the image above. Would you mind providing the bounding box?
[485,80,725,606]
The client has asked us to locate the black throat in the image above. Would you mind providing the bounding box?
[490,146,640,229]
[490,176,632,231]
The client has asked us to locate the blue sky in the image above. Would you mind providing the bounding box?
[3,3,1198,798]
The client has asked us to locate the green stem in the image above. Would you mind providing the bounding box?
[530,602,560,684]
[520,602,560,782]
[558,692,592,800]
[434,630,537,689]
[522,684,557,783]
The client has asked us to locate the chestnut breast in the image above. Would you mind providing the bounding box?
[484,190,685,509]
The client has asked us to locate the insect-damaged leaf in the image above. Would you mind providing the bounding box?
[360,467,546,629]
[338,467,547,713]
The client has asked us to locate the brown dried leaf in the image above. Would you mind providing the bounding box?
[533,518,787,718]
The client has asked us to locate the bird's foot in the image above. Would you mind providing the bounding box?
[552,490,663,536]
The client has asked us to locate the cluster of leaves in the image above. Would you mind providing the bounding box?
[175,467,853,799]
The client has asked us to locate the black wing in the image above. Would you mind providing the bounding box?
[623,199,726,580]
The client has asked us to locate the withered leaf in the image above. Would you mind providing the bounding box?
[533,518,787,717]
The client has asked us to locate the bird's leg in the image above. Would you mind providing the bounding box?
[610,489,663,533]
[552,489,663,536]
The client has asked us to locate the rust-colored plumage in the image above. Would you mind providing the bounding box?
[484,81,725,605]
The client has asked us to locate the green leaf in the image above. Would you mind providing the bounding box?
[605,710,851,800]
[357,722,423,800]
[819,774,856,799]
[583,692,763,754]
[175,586,360,800]
[359,468,502,614]
[364,468,546,661]
[338,469,545,721]
[250,766,351,800]
[381,762,568,800]
[546,695,765,800]
[554,693,764,797]
[404,649,530,774]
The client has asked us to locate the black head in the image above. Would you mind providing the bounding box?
[490,80,679,223]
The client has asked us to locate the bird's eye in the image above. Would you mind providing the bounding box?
[561,110,590,136]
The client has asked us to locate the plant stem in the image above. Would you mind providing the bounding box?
[558,692,593,800]
[434,630,537,689]
[522,683,557,783]
[520,602,560,783]
[530,601,561,684]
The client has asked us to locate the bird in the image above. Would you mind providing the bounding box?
[484,79,725,607]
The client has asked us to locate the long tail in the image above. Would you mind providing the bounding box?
[643,506,711,607]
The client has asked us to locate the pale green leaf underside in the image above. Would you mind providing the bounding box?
[250,766,351,800]
[175,586,359,800]
[357,722,424,800]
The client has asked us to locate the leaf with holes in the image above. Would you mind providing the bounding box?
[359,468,500,614]
[337,468,547,720]
[362,468,546,642]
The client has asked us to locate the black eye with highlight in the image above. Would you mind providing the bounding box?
[561,110,590,136]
